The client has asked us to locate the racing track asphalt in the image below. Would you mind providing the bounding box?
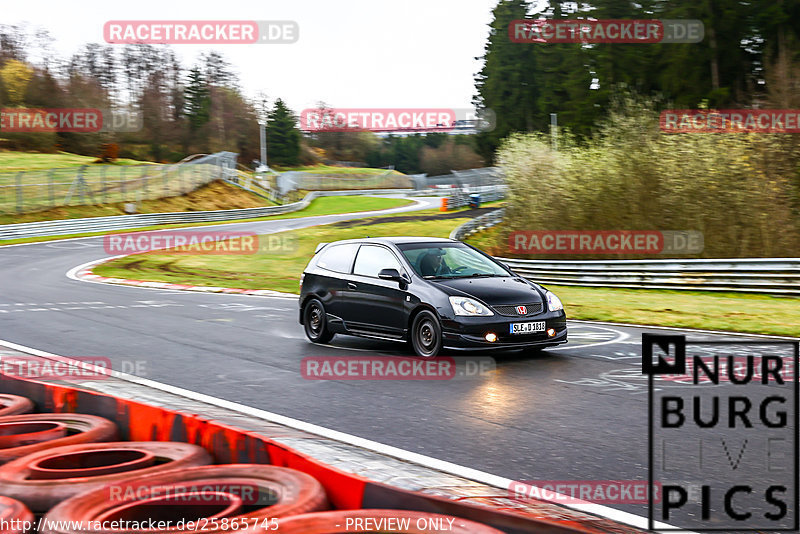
[0,195,796,526]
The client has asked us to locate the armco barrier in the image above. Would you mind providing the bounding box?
[0,189,414,242]
[499,257,800,296]
[449,212,800,296]
[0,345,648,534]
[450,209,504,240]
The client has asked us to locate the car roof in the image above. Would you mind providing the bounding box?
[325,236,460,246]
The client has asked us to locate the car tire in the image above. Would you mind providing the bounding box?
[0,414,118,465]
[410,310,442,358]
[0,395,34,417]
[303,298,334,344]
[40,464,329,534]
[0,441,213,512]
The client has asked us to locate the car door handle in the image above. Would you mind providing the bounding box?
[347,282,357,290]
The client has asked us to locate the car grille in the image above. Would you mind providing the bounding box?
[492,303,543,317]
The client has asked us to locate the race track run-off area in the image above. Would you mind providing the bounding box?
[0,198,793,524]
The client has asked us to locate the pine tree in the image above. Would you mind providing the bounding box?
[266,99,301,166]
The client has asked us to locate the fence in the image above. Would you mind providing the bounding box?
[223,169,280,203]
[275,169,412,195]
[444,185,507,209]
[0,152,237,215]
[411,167,505,190]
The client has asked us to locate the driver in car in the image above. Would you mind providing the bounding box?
[419,250,452,277]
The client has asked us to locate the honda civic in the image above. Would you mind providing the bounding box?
[299,237,568,357]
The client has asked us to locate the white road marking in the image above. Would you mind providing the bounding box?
[550,324,629,351]
[570,319,799,341]
[0,300,184,314]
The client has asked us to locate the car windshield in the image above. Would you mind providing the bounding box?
[397,243,508,279]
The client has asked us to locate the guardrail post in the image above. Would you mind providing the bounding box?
[101,167,107,204]
[179,165,186,194]
[161,165,168,197]
[77,166,86,205]
[48,169,55,207]
[120,167,126,201]
[15,172,23,213]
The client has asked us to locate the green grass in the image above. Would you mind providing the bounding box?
[94,207,472,294]
[549,285,799,337]
[0,196,413,246]
[0,151,149,171]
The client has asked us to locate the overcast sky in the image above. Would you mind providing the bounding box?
[3,0,511,113]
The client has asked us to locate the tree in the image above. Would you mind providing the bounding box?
[474,0,539,162]
[184,67,211,151]
[266,99,301,166]
[0,59,33,105]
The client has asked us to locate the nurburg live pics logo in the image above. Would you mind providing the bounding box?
[643,333,799,531]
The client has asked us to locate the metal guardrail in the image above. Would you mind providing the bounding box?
[499,257,800,295]
[450,210,800,296]
[0,189,413,241]
[449,209,504,240]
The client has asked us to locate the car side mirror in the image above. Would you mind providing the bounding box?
[378,268,403,281]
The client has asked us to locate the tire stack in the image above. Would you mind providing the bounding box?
[0,394,506,533]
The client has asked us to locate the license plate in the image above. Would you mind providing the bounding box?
[509,321,546,334]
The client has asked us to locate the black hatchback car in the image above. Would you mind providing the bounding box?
[299,237,567,357]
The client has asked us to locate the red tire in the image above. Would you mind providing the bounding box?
[41,464,328,534]
[0,395,33,417]
[0,442,213,512]
[0,414,117,465]
[0,496,34,534]
[275,509,506,533]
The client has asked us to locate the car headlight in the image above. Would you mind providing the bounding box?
[449,296,494,316]
[546,291,563,312]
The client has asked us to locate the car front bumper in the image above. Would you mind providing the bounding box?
[439,311,568,350]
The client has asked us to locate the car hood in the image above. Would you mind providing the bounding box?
[431,277,544,305]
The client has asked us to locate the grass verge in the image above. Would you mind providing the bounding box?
[0,180,275,226]
[552,285,798,337]
[0,151,150,171]
[94,207,475,293]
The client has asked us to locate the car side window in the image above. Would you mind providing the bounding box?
[353,245,403,278]
[316,243,360,273]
